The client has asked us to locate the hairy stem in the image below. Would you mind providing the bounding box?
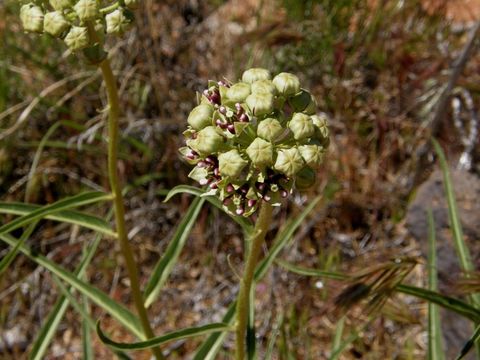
[99,56,165,360]
[235,202,273,360]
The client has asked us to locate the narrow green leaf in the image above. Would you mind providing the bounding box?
[83,292,94,360]
[0,222,37,278]
[255,196,322,280]
[432,139,480,307]
[0,192,112,236]
[144,197,205,307]
[194,197,321,359]
[277,261,480,322]
[265,313,283,360]
[0,202,115,237]
[427,209,444,360]
[247,284,256,360]
[160,185,253,235]
[456,324,480,360]
[97,322,232,350]
[0,232,144,339]
[29,229,103,360]
[329,322,367,360]
[330,316,346,360]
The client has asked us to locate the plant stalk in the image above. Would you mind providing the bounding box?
[99,57,165,360]
[235,202,273,360]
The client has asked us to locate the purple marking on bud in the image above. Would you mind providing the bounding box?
[213,167,220,177]
[205,156,216,165]
[263,194,271,202]
[247,199,257,208]
[210,182,218,189]
[197,161,207,168]
[210,92,220,104]
[219,106,227,114]
[226,183,234,193]
[280,189,288,198]
[239,114,249,122]
[218,81,226,87]
[227,124,235,134]
[235,103,242,111]
[256,182,266,191]
[186,152,195,160]
[199,178,209,186]
[203,89,210,97]
[236,207,245,216]
[223,197,232,206]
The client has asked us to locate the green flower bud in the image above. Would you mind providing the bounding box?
[189,126,224,155]
[311,113,329,145]
[43,11,70,37]
[64,26,89,51]
[218,149,248,177]
[105,9,130,34]
[125,0,140,9]
[20,4,44,33]
[289,113,315,140]
[49,0,73,11]
[299,144,324,167]
[274,147,305,177]
[73,0,99,21]
[242,68,271,84]
[187,104,214,130]
[257,118,283,142]
[226,82,251,103]
[246,92,274,116]
[295,167,316,189]
[272,72,300,96]
[251,80,277,95]
[246,137,273,167]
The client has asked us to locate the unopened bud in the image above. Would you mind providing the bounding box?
[290,89,316,114]
[43,11,70,37]
[274,147,305,177]
[246,92,274,116]
[188,126,224,155]
[311,113,330,145]
[106,9,131,34]
[246,137,274,167]
[226,82,251,103]
[64,26,89,51]
[257,118,283,142]
[299,144,324,167]
[20,4,44,33]
[49,0,73,11]
[187,104,214,130]
[251,80,277,95]
[74,0,99,21]
[273,72,300,97]
[218,149,248,178]
[242,68,271,84]
[289,113,315,140]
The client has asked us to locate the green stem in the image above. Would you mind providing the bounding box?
[99,56,165,360]
[235,202,273,360]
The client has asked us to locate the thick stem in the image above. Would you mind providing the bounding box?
[99,58,165,360]
[235,202,273,360]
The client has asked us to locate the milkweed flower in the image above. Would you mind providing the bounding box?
[180,68,330,217]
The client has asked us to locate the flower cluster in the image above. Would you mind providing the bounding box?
[19,0,136,52]
[180,68,329,217]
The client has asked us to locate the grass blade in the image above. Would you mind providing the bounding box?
[0,221,37,278]
[160,185,253,235]
[329,316,346,360]
[144,197,205,307]
[0,192,112,236]
[0,202,115,237]
[277,261,480,322]
[97,322,231,350]
[432,139,480,306]
[0,232,144,339]
[427,209,444,360]
[194,196,321,359]
[265,313,283,360]
[456,324,480,360]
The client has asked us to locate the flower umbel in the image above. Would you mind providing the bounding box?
[181,68,330,217]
